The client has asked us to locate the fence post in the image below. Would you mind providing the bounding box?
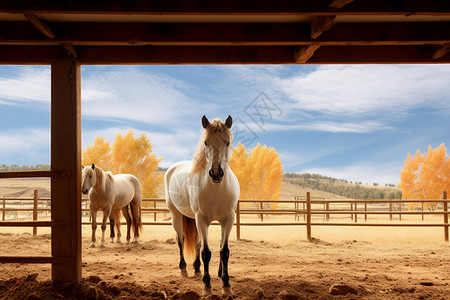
[236,201,241,241]
[326,201,330,221]
[389,201,393,220]
[33,189,38,236]
[153,200,157,222]
[398,201,402,221]
[2,198,5,221]
[354,202,358,223]
[306,192,311,242]
[259,201,263,222]
[350,203,353,220]
[443,191,448,242]
[422,202,424,221]
[364,202,367,221]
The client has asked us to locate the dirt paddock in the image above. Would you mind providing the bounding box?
[1,225,450,299]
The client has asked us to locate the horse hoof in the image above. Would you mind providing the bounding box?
[89,243,96,248]
[222,287,234,297]
[99,244,106,248]
[110,239,114,243]
[117,240,122,244]
[203,288,213,297]
[181,269,188,278]
[194,272,202,278]
[132,240,140,244]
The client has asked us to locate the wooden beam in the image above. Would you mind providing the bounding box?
[0,45,449,64]
[61,43,78,58]
[1,0,449,15]
[3,22,448,46]
[311,16,336,39]
[432,43,450,59]
[23,11,55,39]
[51,59,82,283]
[328,0,355,10]
[294,45,321,63]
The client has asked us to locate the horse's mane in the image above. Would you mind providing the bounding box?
[93,165,113,190]
[190,118,232,175]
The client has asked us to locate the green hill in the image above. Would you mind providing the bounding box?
[283,173,402,199]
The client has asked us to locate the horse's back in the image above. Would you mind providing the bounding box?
[113,174,142,206]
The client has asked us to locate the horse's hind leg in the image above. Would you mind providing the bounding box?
[109,217,115,243]
[193,243,202,277]
[121,205,132,244]
[168,203,188,277]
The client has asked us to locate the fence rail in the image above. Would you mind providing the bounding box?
[1,190,449,241]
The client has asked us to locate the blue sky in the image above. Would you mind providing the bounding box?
[1,64,449,185]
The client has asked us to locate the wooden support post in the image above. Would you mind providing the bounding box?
[51,59,82,283]
[443,191,448,242]
[236,201,241,241]
[259,201,263,222]
[306,192,312,242]
[350,203,353,220]
[354,202,358,223]
[33,189,38,236]
[326,202,330,221]
[153,201,157,222]
[2,198,5,221]
[399,201,402,221]
[364,202,367,221]
[389,202,393,220]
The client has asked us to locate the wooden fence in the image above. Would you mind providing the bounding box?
[1,190,449,242]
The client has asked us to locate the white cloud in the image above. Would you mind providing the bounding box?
[278,65,450,117]
[0,67,50,104]
[81,67,207,125]
[0,128,50,162]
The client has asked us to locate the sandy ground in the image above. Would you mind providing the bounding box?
[1,224,450,300]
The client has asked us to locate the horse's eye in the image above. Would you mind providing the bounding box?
[90,175,92,179]
[226,141,230,146]
[204,141,207,146]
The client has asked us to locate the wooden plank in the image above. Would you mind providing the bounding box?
[0,170,53,178]
[432,43,450,60]
[51,59,82,283]
[2,22,449,46]
[23,11,55,38]
[0,0,449,15]
[0,256,73,264]
[294,45,321,63]
[311,16,336,39]
[0,221,53,227]
[1,45,449,65]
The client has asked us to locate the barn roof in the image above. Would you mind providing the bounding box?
[1,0,450,64]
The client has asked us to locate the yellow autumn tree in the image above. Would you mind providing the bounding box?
[229,143,283,210]
[399,144,450,210]
[82,130,163,198]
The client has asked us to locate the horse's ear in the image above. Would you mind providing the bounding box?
[91,163,95,170]
[202,115,210,129]
[225,115,232,129]
[81,165,84,170]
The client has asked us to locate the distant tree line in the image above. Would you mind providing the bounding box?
[283,172,402,199]
[0,164,50,171]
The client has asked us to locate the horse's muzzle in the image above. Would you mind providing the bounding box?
[209,167,224,183]
[82,189,89,195]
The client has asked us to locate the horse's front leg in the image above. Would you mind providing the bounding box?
[196,214,212,296]
[100,206,111,248]
[90,207,98,248]
[218,213,235,297]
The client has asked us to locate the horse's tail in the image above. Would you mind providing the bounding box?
[129,202,143,237]
[182,215,198,263]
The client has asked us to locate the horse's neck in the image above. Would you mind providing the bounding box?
[93,168,109,193]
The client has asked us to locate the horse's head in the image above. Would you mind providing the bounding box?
[81,163,97,194]
[201,115,233,183]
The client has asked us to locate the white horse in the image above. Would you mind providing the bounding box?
[81,164,143,248]
[165,115,240,297]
